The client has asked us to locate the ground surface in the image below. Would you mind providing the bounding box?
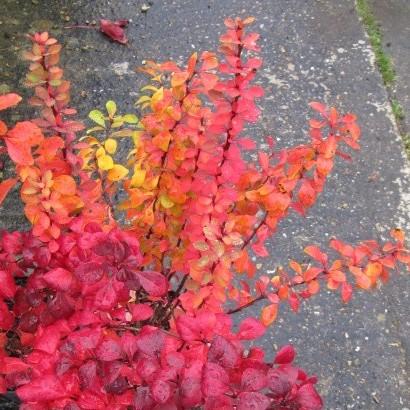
[0,0,409,409]
[369,0,410,136]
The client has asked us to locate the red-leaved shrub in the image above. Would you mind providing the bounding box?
[0,17,408,409]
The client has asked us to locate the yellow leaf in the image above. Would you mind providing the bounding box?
[97,154,114,171]
[104,138,117,154]
[141,85,159,93]
[95,147,106,158]
[130,169,146,187]
[144,176,159,190]
[107,164,129,181]
[160,194,174,209]
[152,74,162,82]
[136,95,151,105]
[88,109,106,127]
[106,100,117,118]
[132,131,144,147]
[151,88,164,106]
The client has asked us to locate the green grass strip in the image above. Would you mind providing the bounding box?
[356,0,396,87]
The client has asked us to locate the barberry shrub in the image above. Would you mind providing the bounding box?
[0,17,408,410]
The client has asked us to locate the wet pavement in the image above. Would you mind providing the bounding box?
[0,0,409,409]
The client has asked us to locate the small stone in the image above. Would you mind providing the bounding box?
[32,0,39,4]
[64,16,71,22]
[377,313,386,322]
[141,4,150,12]
[371,392,380,404]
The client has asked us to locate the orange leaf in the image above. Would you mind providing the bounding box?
[0,120,7,136]
[5,122,43,166]
[304,245,328,265]
[356,274,371,290]
[289,260,302,275]
[52,175,76,196]
[0,93,22,111]
[0,178,18,206]
[261,303,278,326]
[304,267,322,282]
[171,71,189,88]
[308,280,320,295]
[329,270,346,283]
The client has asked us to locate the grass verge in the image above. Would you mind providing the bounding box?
[356,0,395,87]
[356,0,409,159]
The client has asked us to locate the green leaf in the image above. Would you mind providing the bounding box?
[88,110,106,127]
[106,100,117,118]
[123,114,139,124]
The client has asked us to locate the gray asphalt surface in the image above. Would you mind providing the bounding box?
[0,1,409,409]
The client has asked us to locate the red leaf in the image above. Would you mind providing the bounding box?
[180,374,202,407]
[100,19,129,44]
[341,281,353,303]
[74,262,104,283]
[151,379,172,404]
[237,317,266,340]
[238,392,270,410]
[0,93,21,110]
[94,280,119,310]
[202,363,229,397]
[17,375,66,402]
[241,368,267,391]
[43,267,73,291]
[274,345,296,364]
[267,365,298,398]
[208,335,239,368]
[0,270,16,298]
[0,178,17,206]
[0,299,13,329]
[295,383,323,410]
[131,303,154,321]
[134,386,155,410]
[135,328,165,357]
[0,376,6,394]
[34,325,61,354]
[238,138,256,150]
[96,338,122,361]
[136,270,169,297]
